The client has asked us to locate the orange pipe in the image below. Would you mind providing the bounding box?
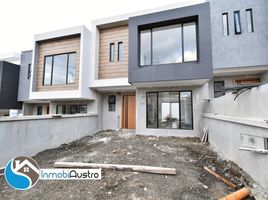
[220,188,250,200]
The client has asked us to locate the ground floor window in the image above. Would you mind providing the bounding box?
[146,91,193,129]
[56,105,87,114]
[37,106,43,115]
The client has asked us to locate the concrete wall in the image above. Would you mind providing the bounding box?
[136,85,209,137]
[204,83,268,189]
[101,93,122,130]
[0,114,98,166]
[210,0,268,69]
[18,50,32,102]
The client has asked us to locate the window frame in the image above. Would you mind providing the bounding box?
[37,106,43,115]
[222,13,229,36]
[139,20,198,67]
[146,90,193,130]
[234,11,242,34]
[27,63,31,79]
[214,81,225,98]
[109,43,115,62]
[42,52,76,86]
[108,95,116,112]
[246,9,254,33]
[117,42,123,62]
[56,104,87,114]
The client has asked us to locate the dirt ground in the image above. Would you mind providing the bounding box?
[0,130,267,200]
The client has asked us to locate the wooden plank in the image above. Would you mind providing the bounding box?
[204,166,237,189]
[54,162,176,175]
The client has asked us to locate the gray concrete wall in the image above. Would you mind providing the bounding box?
[128,2,213,83]
[136,85,209,137]
[204,83,268,189]
[18,50,32,102]
[0,114,98,166]
[210,0,268,69]
[101,93,122,131]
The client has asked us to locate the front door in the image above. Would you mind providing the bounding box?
[122,95,136,129]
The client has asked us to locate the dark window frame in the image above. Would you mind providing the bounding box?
[246,9,254,33]
[146,90,193,130]
[222,13,229,36]
[117,42,123,62]
[234,11,242,34]
[42,52,76,86]
[56,104,87,114]
[27,63,31,79]
[214,81,225,98]
[109,43,115,62]
[139,19,198,67]
[108,95,116,112]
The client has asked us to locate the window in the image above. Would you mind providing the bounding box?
[109,43,115,62]
[27,64,31,79]
[183,22,197,62]
[118,42,123,61]
[234,11,241,34]
[140,22,197,66]
[108,95,116,112]
[222,13,229,36]
[43,52,76,85]
[37,106,42,115]
[146,91,193,129]
[214,81,225,98]
[246,9,254,33]
[140,30,151,66]
[56,105,87,114]
[265,138,268,150]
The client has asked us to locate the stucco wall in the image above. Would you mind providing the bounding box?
[204,83,268,189]
[0,114,98,166]
[136,85,208,137]
[210,0,268,69]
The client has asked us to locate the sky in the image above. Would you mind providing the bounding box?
[0,0,192,55]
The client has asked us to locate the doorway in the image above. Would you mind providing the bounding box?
[122,95,136,129]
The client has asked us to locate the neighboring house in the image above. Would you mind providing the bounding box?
[13,0,268,137]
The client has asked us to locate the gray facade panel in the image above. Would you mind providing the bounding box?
[210,0,268,69]
[0,61,22,109]
[18,50,32,101]
[128,2,213,83]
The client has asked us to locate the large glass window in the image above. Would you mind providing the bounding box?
[234,11,241,34]
[222,13,229,36]
[146,91,193,130]
[140,22,197,66]
[153,25,182,65]
[140,30,151,66]
[183,22,197,62]
[146,93,158,128]
[52,54,68,84]
[246,9,254,33]
[43,52,76,86]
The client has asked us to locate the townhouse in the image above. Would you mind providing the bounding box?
[4,0,267,138]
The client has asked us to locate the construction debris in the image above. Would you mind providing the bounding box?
[54,162,176,175]
[204,166,237,189]
[201,127,209,143]
[220,187,250,200]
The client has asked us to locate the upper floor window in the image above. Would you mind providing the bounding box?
[118,42,123,61]
[222,13,229,36]
[43,52,76,85]
[109,43,115,62]
[140,22,197,66]
[214,81,225,98]
[246,9,254,33]
[234,11,242,34]
[27,63,31,79]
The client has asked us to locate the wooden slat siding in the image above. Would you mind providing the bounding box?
[36,36,81,91]
[98,25,128,79]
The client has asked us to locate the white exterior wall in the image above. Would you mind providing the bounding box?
[136,85,209,137]
[101,93,122,131]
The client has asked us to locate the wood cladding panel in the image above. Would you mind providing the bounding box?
[98,25,128,79]
[36,36,80,91]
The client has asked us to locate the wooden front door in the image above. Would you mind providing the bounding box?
[122,95,136,129]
